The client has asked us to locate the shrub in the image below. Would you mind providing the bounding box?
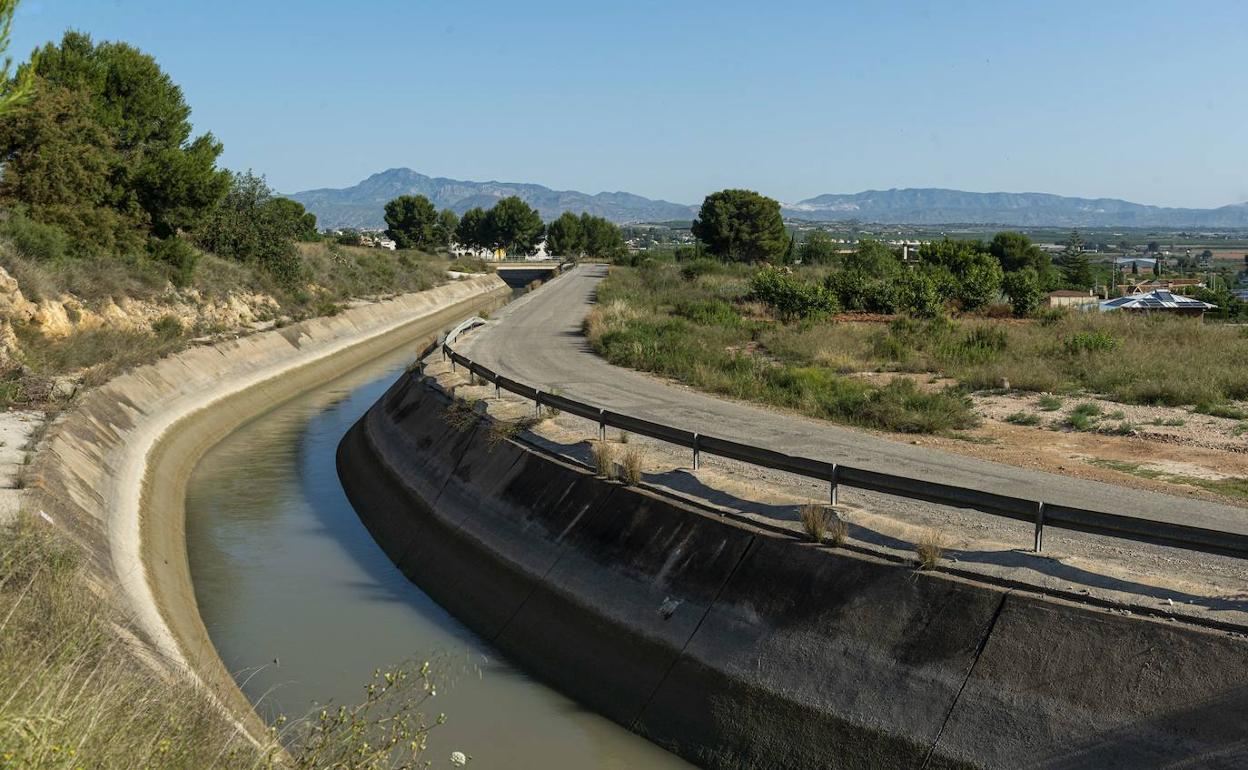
[893,269,943,318]
[680,259,721,281]
[751,267,838,321]
[149,236,200,287]
[620,448,644,484]
[1062,330,1120,354]
[1002,267,1044,317]
[0,211,71,262]
[915,530,945,570]
[150,314,183,338]
[1036,394,1063,411]
[1006,411,1041,426]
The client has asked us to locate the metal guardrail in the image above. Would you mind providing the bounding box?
[435,324,1248,561]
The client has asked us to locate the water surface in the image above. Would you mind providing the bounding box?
[185,344,687,768]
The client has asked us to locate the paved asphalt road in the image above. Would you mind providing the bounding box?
[461,264,1248,537]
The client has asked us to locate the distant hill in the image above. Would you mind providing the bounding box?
[289,171,1248,230]
[782,188,1248,228]
[288,168,697,229]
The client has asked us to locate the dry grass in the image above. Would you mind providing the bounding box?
[486,416,538,450]
[442,397,481,432]
[590,440,616,478]
[798,504,835,543]
[620,447,644,484]
[915,530,946,570]
[0,514,454,769]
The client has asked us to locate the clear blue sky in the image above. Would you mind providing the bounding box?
[13,0,1247,207]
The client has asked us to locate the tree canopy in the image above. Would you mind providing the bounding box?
[383,194,439,251]
[798,230,839,264]
[545,211,583,256]
[0,31,230,254]
[485,196,545,255]
[691,189,788,262]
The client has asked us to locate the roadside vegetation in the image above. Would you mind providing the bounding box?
[588,191,1248,434]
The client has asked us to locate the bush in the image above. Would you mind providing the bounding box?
[149,236,200,287]
[1062,330,1120,354]
[680,259,721,281]
[1196,402,1248,420]
[825,270,897,313]
[1036,394,1063,411]
[916,530,945,570]
[0,211,70,262]
[1006,411,1041,426]
[751,267,838,321]
[620,448,644,484]
[893,270,943,318]
[1002,267,1044,317]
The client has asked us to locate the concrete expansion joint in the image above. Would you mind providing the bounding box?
[920,590,1012,770]
[629,532,760,731]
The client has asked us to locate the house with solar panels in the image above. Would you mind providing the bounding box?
[1098,290,1217,318]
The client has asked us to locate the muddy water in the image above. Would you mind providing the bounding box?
[185,344,687,768]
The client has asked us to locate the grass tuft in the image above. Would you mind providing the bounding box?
[590,440,616,479]
[915,530,945,570]
[620,447,644,484]
[1005,411,1041,426]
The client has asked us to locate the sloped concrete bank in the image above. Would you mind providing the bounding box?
[25,274,510,738]
[338,373,1248,769]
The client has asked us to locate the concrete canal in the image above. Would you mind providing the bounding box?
[184,344,687,767]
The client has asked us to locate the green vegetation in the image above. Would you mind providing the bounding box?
[1195,402,1248,420]
[585,263,977,434]
[589,260,1248,436]
[0,515,452,769]
[1036,394,1064,411]
[383,194,456,252]
[691,189,788,262]
[1006,411,1042,426]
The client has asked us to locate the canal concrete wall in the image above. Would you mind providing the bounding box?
[338,373,1248,769]
[25,274,510,739]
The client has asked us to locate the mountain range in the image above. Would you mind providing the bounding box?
[288,168,1248,229]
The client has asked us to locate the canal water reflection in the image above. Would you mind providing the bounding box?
[185,344,687,768]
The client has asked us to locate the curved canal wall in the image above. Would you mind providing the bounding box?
[25,274,510,738]
[338,371,1248,769]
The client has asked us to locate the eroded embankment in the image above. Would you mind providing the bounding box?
[338,372,1248,769]
[24,274,510,739]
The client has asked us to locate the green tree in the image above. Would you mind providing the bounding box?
[455,207,489,251]
[0,1,34,116]
[195,171,304,285]
[798,230,839,264]
[580,213,625,259]
[485,196,544,255]
[843,238,900,276]
[0,83,139,255]
[1002,268,1044,317]
[691,189,788,262]
[433,208,458,250]
[1059,229,1093,289]
[545,211,584,257]
[266,197,318,241]
[10,32,230,242]
[383,194,438,251]
[894,270,943,318]
[917,238,1002,311]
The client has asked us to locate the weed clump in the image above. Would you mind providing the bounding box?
[443,397,481,431]
[915,530,945,570]
[799,504,846,544]
[1036,394,1063,411]
[590,440,616,478]
[1005,411,1041,426]
[620,448,644,484]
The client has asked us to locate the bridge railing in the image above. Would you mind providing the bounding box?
[436,323,1248,561]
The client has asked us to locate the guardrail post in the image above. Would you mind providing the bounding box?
[494,381,501,399]
[441,345,447,362]
[598,410,606,441]
[830,463,839,507]
[693,434,701,470]
[534,392,542,418]
[1034,502,1046,553]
